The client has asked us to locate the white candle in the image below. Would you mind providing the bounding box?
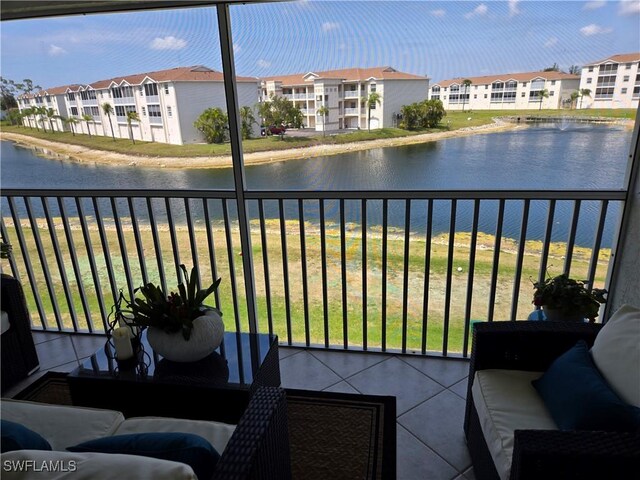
[113,327,133,360]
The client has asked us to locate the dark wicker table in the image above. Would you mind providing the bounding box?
[68,331,280,424]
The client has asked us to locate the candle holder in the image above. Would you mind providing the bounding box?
[105,290,147,371]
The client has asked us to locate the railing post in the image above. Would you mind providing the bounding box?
[217,3,259,334]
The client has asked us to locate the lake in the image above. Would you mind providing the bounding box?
[0,123,633,247]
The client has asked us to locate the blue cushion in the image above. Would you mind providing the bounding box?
[1,420,52,453]
[67,432,220,479]
[532,340,640,432]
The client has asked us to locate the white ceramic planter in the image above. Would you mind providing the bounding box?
[147,311,224,362]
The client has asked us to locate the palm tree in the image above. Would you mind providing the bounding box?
[81,113,93,137]
[537,88,549,111]
[46,108,57,132]
[461,79,472,112]
[364,92,382,132]
[570,91,580,110]
[239,106,256,140]
[102,102,116,141]
[21,107,33,129]
[126,110,140,144]
[36,106,48,132]
[316,105,329,136]
[579,88,591,109]
[63,116,78,136]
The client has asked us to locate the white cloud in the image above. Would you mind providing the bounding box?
[150,36,187,50]
[544,36,558,48]
[580,23,613,35]
[465,4,488,19]
[321,22,339,32]
[508,0,520,17]
[619,0,640,15]
[430,9,446,17]
[583,1,606,10]
[257,59,271,68]
[48,44,67,56]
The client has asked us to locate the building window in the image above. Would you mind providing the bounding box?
[594,87,614,99]
[370,84,376,92]
[484,94,487,98]
[621,88,627,94]
[67,92,75,101]
[431,95,439,100]
[588,66,594,72]
[599,63,618,74]
[484,85,488,89]
[142,106,146,116]
[625,63,632,70]
[80,90,96,100]
[144,83,159,96]
[167,106,172,117]
[473,94,477,99]
[623,76,629,82]
[148,104,162,117]
[491,82,504,91]
[164,85,169,95]
[432,86,440,93]
[443,95,447,100]
[474,85,478,90]
[551,80,556,85]
[530,79,545,90]
[521,92,525,97]
[70,107,78,115]
[587,78,592,84]
[633,86,640,97]
[139,86,144,95]
[111,86,134,98]
[522,82,527,87]
[597,75,617,87]
[549,91,554,96]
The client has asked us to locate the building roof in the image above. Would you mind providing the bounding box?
[262,66,427,86]
[432,71,580,88]
[585,52,640,66]
[18,84,83,99]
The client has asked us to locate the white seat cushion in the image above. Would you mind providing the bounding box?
[472,369,557,480]
[115,416,236,454]
[1,399,124,451]
[590,303,640,407]
[1,450,196,480]
[1,310,10,335]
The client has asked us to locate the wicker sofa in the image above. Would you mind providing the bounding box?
[464,318,640,480]
[2,386,291,480]
[1,274,39,394]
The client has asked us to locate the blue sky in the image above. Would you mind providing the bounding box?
[1,0,639,89]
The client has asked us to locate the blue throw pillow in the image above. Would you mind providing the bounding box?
[532,340,640,432]
[1,420,52,453]
[67,432,220,479]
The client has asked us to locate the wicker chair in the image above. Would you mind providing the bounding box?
[214,386,291,480]
[464,321,640,480]
[1,274,39,393]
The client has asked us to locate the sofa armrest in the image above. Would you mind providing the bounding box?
[213,386,290,480]
[510,429,640,480]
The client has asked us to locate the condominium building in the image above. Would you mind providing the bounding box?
[577,53,640,109]
[17,85,81,132]
[260,67,430,131]
[429,72,580,111]
[18,66,260,145]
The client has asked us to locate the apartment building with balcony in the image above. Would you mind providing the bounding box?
[17,85,80,132]
[429,71,580,110]
[18,66,260,145]
[261,67,429,131]
[578,53,640,109]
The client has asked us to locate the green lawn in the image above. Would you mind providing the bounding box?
[2,108,634,159]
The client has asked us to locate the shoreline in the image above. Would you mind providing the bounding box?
[0,120,522,170]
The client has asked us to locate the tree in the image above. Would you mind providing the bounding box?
[461,79,472,112]
[239,106,256,140]
[6,109,22,126]
[570,91,580,110]
[63,116,78,136]
[543,63,560,72]
[46,108,57,132]
[364,92,382,132]
[568,65,581,75]
[537,88,549,110]
[35,106,48,132]
[126,110,140,144]
[81,113,93,137]
[399,103,419,130]
[194,107,228,144]
[316,105,329,136]
[101,103,116,141]
[22,107,36,130]
[579,88,591,109]
[398,99,446,130]
[257,94,303,130]
[0,77,19,110]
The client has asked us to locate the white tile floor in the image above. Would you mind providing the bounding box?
[6,332,476,480]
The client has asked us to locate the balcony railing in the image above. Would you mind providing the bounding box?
[1,189,623,357]
[344,91,361,98]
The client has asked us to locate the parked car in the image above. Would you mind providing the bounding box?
[268,125,286,135]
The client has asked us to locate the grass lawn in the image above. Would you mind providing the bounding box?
[2,108,634,159]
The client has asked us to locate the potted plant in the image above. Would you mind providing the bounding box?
[125,264,224,362]
[532,273,607,322]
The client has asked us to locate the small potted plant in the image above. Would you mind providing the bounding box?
[532,273,607,323]
[124,265,224,362]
